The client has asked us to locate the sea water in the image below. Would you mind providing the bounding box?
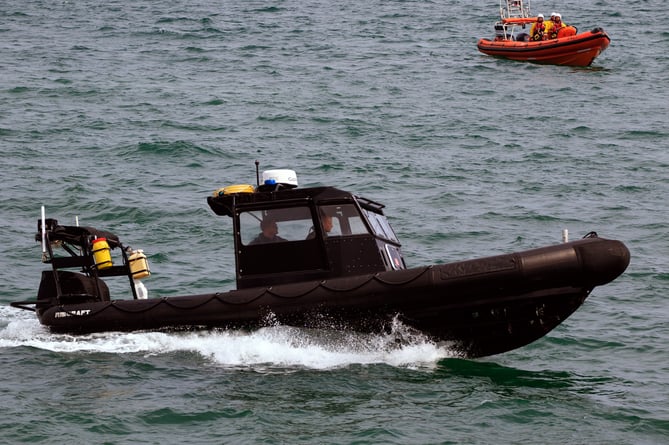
[1,0,668,443]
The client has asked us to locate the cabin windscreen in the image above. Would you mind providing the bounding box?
[239,204,372,245]
[240,206,313,245]
[361,208,399,243]
[319,204,368,237]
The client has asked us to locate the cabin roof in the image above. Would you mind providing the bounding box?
[207,185,384,217]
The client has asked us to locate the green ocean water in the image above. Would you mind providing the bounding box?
[1,0,668,443]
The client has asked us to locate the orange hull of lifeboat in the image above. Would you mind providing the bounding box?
[477,28,610,67]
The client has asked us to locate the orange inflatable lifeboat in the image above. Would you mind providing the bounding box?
[477,1,610,67]
[477,27,610,67]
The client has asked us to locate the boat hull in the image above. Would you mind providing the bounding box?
[477,29,610,67]
[33,237,629,358]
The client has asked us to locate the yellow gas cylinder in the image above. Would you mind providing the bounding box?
[128,249,150,280]
[92,237,113,270]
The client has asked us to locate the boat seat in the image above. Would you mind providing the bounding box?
[37,270,110,304]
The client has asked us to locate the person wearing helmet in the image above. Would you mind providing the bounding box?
[548,13,567,39]
[544,12,557,37]
[530,13,547,41]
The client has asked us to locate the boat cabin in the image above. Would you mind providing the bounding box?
[207,170,406,289]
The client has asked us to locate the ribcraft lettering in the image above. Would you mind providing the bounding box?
[55,310,91,318]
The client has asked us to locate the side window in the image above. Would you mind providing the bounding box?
[240,207,313,245]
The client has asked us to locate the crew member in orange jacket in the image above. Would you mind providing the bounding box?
[547,13,567,39]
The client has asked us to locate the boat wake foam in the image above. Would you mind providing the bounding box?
[0,307,456,370]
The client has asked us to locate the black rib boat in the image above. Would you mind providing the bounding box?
[11,169,630,358]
